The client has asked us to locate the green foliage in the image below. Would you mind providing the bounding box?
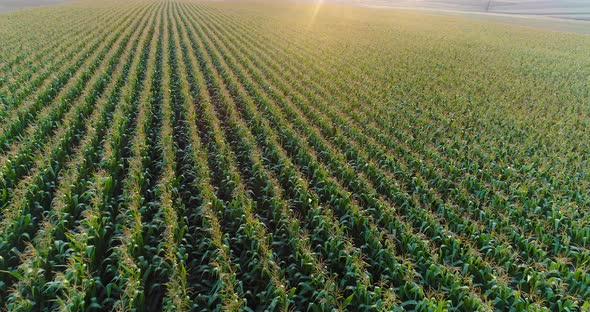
[0,0,588,311]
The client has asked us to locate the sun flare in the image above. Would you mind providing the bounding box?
[307,0,324,29]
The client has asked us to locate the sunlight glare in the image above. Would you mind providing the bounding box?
[307,0,324,29]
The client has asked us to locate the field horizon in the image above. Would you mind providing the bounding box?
[2,0,590,34]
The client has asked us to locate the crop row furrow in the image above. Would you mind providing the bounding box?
[204,4,589,258]
[114,5,171,311]
[4,11,152,309]
[0,4,125,71]
[195,9,579,308]
[195,6,586,307]
[171,25,245,312]
[0,4,150,210]
[0,5,153,308]
[185,4,468,310]
[180,14,296,312]
[47,6,160,312]
[0,4,144,155]
[0,8,120,122]
[263,17,590,252]
[0,7,113,100]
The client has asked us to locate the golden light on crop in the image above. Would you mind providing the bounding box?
[307,0,324,29]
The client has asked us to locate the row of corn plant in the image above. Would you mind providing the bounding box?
[158,5,192,310]
[0,4,143,154]
[0,7,112,100]
[180,4,412,310]
[3,8,154,309]
[0,15,94,100]
[172,4,345,311]
[210,8,588,308]
[0,1,586,309]
[0,5,109,85]
[0,6,140,160]
[113,4,162,312]
[175,9,294,310]
[0,4,150,211]
[43,4,159,310]
[198,10,566,309]
[0,0,148,258]
[199,5,588,310]
[221,3,588,227]
[202,0,588,254]
[0,3,143,151]
[0,6,152,307]
[172,7,264,310]
[186,6,520,310]
[0,3,119,65]
[231,4,590,260]
[0,7,119,121]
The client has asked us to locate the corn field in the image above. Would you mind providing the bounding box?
[0,0,588,311]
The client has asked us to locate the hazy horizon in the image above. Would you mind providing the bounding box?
[311,0,590,20]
